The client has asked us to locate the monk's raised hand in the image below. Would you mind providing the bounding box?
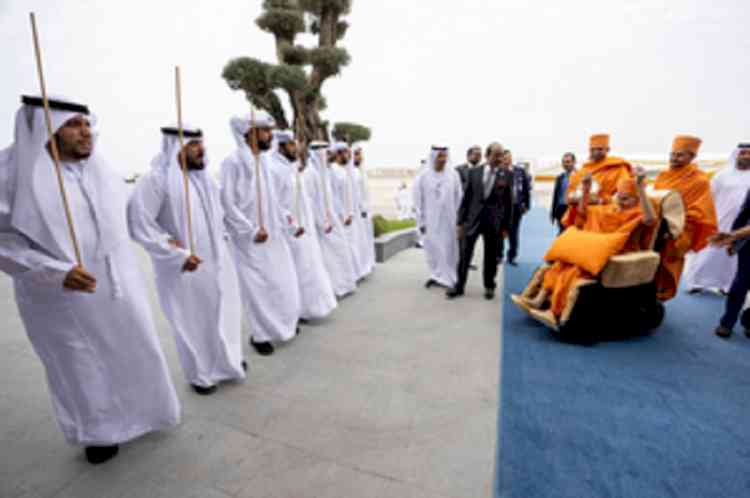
[63,265,97,293]
[182,255,202,273]
[254,228,269,244]
[294,227,305,238]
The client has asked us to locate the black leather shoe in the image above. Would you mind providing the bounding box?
[192,384,218,395]
[507,259,518,266]
[241,360,248,372]
[85,445,119,465]
[251,338,275,356]
[425,279,437,289]
[715,326,732,339]
[446,288,464,299]
[469,264,478,271]
[484,289,495,300]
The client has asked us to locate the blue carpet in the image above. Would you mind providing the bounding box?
[495,209,750,497]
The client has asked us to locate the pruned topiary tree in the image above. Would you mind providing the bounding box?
[222,0,368,147]
[332,121,371,145]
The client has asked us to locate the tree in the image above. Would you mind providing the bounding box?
[222,0,366,146]
[332,122,371,144]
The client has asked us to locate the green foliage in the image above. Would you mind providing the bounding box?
[308,47,350,77]
[269,64,307,92]
[299,0,352,15]
[372,215,417,238]
[256,8,306,39]
[336,20,350,40]
[332,122,371,143]
[281,45,309,65]
[222,57,273,94]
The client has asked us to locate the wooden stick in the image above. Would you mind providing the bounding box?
[174,66,195,255]
[29,12,82,266]
[249,107,265,230]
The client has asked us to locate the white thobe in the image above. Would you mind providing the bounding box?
[684,167,750,292]
[330,164,366,279]
[127,169,244,387]
[220,150,301,342]
[308,164,358,297]
[396,188,413,220]
[413,168,463,287]
[353,167,376,275]
[0,161,181,446]
[290,166,338,318]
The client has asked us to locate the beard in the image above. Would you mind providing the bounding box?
[187,156,205,170]
[258,138,272,151]
[737,158,750,170]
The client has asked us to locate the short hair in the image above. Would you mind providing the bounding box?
[562,152,576,162]
[466,145,481,157]
[485,142,504,158]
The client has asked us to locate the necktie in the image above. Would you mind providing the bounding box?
[484,167,496,199]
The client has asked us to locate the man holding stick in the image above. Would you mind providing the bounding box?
[128,125,246,393]
[269,131,337,320]
[220,112,301,356]
[0,96,181,464]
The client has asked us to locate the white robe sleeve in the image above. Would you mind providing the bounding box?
[0,160,73,287]
[126,171,189,267]
[331,172,348,223]
[220,155,260,243]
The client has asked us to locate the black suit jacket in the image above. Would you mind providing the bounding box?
[511,165,532,214]
[551,172,568,221]
[458,165,514,237]
[455,163,473,192]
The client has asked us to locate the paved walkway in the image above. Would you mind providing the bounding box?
[1,244,501,498]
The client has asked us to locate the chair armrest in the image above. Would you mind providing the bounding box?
[600,251,661,289]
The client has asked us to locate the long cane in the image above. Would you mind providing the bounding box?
[29,13,82,266]
[249,108,265,231]
[174,66,195,255]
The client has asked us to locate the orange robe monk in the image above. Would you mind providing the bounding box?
[566,134,633,204]
[654,136,718,301]
[540,178,654,319]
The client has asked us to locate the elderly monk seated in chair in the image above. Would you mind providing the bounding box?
[524,168,656,320]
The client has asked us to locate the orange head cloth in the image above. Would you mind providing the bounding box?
[590,134,610,149]
[671,135,702,155]
[616,177,638,197]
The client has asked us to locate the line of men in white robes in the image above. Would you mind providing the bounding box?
[0,96,375,464]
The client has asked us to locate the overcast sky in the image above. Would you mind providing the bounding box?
[1,0,748,175]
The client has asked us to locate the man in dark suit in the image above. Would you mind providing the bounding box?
[447,143,514,300]
[550,152,577,234]
[501,150,531,266]
[455,145,482,192]
[454,146,482,270]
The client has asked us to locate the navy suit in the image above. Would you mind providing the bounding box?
[720,189,750,330]
[551,171,572,234]
[503,165,532,262]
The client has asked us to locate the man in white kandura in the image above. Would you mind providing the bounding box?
[270,131,337,320]
[353,145,376,275]
[220,112,301,356]
[330,142,366,279]
[308,141,358,298]
[0,95,180,465]
[684,143,750,296]
[413,145,463,289]
[396,182,414,220]
[127,124,246,395]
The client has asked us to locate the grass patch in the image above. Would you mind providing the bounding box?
[372,215,416,237]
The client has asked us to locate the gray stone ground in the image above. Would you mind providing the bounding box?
[0,242,502,498]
